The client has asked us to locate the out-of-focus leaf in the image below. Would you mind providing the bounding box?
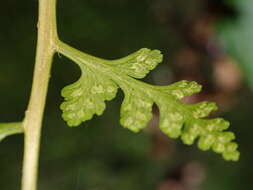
[218,0,253,88]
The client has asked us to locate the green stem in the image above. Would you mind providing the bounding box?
[0,122,23,142]
[21,0,58,190]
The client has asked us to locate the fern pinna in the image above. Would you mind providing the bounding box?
[57,40,239,161]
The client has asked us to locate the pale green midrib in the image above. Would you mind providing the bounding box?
[56,41,168,96]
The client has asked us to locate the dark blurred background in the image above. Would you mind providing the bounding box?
[0,0,252,189]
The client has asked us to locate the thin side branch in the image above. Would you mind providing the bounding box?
[0,122,23,142]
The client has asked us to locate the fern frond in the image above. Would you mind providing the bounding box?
[57,41,239,161]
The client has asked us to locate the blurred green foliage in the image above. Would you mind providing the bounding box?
[218,0,253,88]
[0,0,252,190]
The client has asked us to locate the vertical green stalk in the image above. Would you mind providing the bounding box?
[21,0,58,190]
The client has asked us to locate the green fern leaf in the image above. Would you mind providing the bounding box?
[110,48,163,79]
[120,88,153,132]
[60,67,118,126]
[58,41,239,161]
